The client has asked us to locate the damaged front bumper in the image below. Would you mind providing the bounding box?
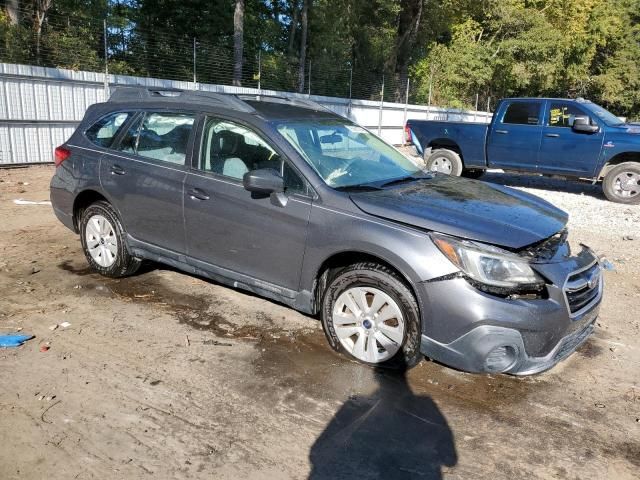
[419,246,603,375]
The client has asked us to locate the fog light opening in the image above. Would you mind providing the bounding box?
[485,345,518,372]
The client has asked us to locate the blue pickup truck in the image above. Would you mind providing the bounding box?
[405,97,640,204]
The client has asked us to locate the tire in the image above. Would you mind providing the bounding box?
[425,149,463,176]
[462,169,485,179]
[79,200,141,278]
[321,262,423,370]
[603,162,640,204]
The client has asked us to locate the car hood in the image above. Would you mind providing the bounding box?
[349,175,568,249]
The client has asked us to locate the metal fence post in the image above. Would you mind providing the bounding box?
[378,74,384,136]
[474,93,478,122]
[103,19,109,98]
[402,76,410,145]
[257,49,261,92]
[192,37,197,88]
[308,60,311,96]
[427,66,433,106]
[348,64,353,116]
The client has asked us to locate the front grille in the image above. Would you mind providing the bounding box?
[565,263,601,314]
[554,320,594,361]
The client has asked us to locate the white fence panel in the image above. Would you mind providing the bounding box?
[0,62,492,165]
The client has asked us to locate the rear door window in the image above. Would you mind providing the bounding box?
[85,112,130,147]
[502,102,541,125]
[116,112,195,166]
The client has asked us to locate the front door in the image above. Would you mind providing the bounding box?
[100,111,196,253]
[537,101,604,176]
[486,100,544,171]
[183,117,312,291]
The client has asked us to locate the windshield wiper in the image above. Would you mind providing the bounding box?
[380,174,432,188]
[334,184,382,192]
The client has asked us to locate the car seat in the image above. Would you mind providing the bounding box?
[210,130,249,179]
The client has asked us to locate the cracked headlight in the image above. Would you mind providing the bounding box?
[431,233,545,290]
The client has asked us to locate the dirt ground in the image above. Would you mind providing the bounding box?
[0,165,638,480]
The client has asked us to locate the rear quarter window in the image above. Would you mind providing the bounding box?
[502,102,541,125]
[85,112,131,148]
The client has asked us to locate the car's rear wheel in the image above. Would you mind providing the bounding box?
[603,162,640,204]
[80,201,141,277]
[321,262,422,369]
[425,149,463,176]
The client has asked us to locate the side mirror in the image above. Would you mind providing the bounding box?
[243,168,284,194]
[572,116,599,134]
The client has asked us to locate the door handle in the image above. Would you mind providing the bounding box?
[545,133,560,138]
[188,188,210,201]
[495,129,509,134]
[110,164,126,175]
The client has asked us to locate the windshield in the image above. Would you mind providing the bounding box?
[583,102,625,126]
[275,119,421,188]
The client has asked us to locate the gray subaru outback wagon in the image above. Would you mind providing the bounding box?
[51,87,603,374]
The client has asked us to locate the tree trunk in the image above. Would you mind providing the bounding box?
[6,0,19,25]
[387,0,423,100]
[233,0,245,87]
[33,0,52,66]
[287,0,299,57]
[297,0,308,93]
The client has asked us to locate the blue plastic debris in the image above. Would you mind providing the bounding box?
[0,334,35,348]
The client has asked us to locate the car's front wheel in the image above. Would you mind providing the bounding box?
[321,262,422,369]
[79,201,141,277]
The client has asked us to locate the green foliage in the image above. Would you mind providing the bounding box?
[0,0,638,117]
[411,0,640,118]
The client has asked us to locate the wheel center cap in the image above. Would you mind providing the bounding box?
[100,238,105,245]
[362,319,373,329]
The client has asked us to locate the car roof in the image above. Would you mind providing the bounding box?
[107,87,341,121]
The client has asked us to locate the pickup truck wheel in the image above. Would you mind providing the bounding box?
[425,149,463,176]
[321,262,422,369]
[603,163,640,204]
[80,201,142,277]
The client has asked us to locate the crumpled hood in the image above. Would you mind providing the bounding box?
[349,175,568,249]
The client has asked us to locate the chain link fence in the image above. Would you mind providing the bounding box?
[0,5,496,113]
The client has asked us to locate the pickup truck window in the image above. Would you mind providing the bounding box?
[502,102,541,125]
[548,103,588,128]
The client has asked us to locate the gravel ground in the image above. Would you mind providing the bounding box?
[0,165,639,480]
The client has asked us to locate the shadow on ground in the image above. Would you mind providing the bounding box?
[308,362,457,480]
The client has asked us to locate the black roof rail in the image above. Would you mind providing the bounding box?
[108,87,255,113]
[236,93,331,113]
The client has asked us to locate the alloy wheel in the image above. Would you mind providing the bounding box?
[332,286,405,363]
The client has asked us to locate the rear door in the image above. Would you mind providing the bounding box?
[100,111,196,254]
[537,101,604,176]
[486,100,544,171]
[183,116,312,291]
